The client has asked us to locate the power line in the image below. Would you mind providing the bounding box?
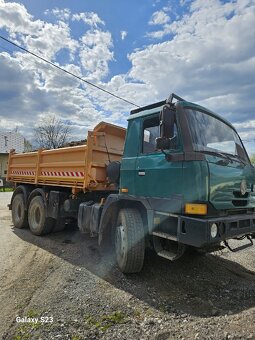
[0,35,140,108]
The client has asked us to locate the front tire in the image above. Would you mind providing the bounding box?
[115,208,145,273]
[12,193,28,228]
[28,196,54,235]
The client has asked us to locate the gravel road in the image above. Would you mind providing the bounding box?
[0,191,255,340]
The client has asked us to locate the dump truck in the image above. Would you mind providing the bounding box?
[7,93,255,273]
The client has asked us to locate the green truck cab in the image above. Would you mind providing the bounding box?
[100,94,255,272]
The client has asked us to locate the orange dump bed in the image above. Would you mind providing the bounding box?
[7,122,126,192]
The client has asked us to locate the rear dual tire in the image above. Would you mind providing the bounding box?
[28,196,54,235]
[12,193,28,229]
[12,192,65,235]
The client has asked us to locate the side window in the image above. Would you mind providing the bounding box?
[142,117,160,153]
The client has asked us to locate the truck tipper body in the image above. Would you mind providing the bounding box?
[8,122,125,191]
[8,94,255,273]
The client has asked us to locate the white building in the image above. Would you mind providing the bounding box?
[0,131,25,153]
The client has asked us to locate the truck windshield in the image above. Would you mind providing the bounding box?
[185,109,249,162]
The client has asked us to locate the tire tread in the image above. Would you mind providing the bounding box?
[117,208,145,273]
[12,193,28,228]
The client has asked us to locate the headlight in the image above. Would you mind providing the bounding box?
[210,223,218,238]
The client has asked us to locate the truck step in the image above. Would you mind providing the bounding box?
[157,250,178,261]
[224,235,253,252]
[152,231,177,241]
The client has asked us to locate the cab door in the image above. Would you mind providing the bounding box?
[134,114,183,199]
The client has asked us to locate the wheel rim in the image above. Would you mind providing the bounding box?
[115,225,126,262]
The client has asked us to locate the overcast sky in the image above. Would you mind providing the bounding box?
[0,0,254,154]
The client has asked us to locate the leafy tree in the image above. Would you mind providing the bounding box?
[34,115,72,149]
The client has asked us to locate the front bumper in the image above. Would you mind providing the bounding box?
[177,213,255,248]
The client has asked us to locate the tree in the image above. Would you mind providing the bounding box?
[34,115,72,149]
[24,138,33,152]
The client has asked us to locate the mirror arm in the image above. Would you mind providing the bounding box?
[161,148,172,161]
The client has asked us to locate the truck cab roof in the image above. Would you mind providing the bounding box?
[129,94,236,133]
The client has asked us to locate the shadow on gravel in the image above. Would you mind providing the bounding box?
[13,224,255,318]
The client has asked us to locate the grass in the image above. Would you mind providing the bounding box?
[26,310,39,318]
[14,322,42,340]
[84,311,127,332]
[0,188,13,192]
[14,310,42,340]
[132,308,143,320]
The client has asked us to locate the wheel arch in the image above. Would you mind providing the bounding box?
[27,188,48,211]
[98,195,150,246]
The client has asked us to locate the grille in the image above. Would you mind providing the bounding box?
[232,190,249,206]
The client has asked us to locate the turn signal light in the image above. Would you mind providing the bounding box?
[185,203,207,215]
[120,188,129,193]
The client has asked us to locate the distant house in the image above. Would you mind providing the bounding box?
[0,153,9,181]
[0,132,25,182]
[0,131,25,153]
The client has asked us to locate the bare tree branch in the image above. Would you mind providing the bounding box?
[34,115,72,149]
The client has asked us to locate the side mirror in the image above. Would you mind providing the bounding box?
[155,137,171,150]
[160,104,175,139]
[156,136,177,150]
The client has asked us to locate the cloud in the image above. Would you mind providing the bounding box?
[0,51,105,140]
[72,12,105,27]
[79,29,114,80]
[45,8,71,21]
[0,2,78,60]
[0,2,118,142]
[126,0,255,153]
[0,1,43,35]
[22,21,78,59]
[147,0,236,38]
[120,30,127,40]
[180,0,192,6]
[0,117,24,130]
[152,0,161,7]
[133,1,255,111]
[0,52,47,121]
[0,0,254,155]
[149,10,170,25]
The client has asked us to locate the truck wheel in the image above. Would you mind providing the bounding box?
[12,193,28,228]
[115,208,145,273]
[28,196,54,235]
